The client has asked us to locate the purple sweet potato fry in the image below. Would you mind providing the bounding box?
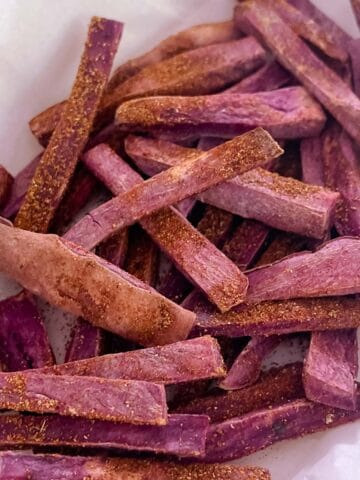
[225,60,292,94]
[16,18,123,233]
[97,230,129,267]
[322,126,360,236]
[289,0,353,50]
[222,220,270,271]
[0,166,13,209]
[175,363,304,423]
[125,227,158,285]
[115,87,326,141]
[0,371,167,424]
[303,329,358,411]
[39,336,225,385]
[0,222,195,346]
[246,237,360,304]
[30,36,266,144]
[266,0,348,62]
[82,144,251,311]
[0,154,40,219]
[65,318,104,363]
[205,395,360,462]
[219,336,284,391]
[301,136,325,187]
[235,1,360,146]
[126,135,339,240]
[349,38,360,96]
[0,452,271,480]
[0,413,208,458]
[108,20,239,89]
[191,295,360,338]
[0,291,54,371]
[66,128,282,249]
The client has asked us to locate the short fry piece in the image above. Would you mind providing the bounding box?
[65,319,104,362]
[220,336,283,390]
[0,166,13,209]
[0,291,53,371]
[303,329,358,411]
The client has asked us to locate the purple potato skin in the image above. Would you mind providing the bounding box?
[39,336,225,385]
[0,291,54,371]
[235,1,360,146]
[303,329,358,410]
[115,87,326,141]
[0,223,195,347]
[0,413,209,458]
[0,452,271,480]
[125,135,339,240]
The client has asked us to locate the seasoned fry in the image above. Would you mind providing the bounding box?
[115,87,326,140]
[16,18,123,232]
[0,371,167,424]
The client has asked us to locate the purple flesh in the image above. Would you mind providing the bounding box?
[126,135,339,240]
[235,1,360,146]
[0,155,39,219]
[125,227,158,285]
[205,394,360,463]
[0,166,13,209]
[303,329,358,410]
[189,295,360,338]
[0,413,208,458]
[225,60,292,94]
[222,220,270,271]
[115,87,326,141]
[38,336,225,385]
[0,371,167,424]
[246,237,360,304]
[65,318,104,362]
[0,223,195,346]
[0,452,271,480]
[174,363,304,423]
[0,291,53,371]
[220,336,284,391]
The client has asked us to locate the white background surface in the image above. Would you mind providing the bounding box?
[0,1,360,478]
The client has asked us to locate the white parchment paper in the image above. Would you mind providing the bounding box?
[0,1,360,478]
